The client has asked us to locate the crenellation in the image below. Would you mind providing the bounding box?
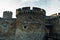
[16,7,46,18]
[22,7,30,10]
[3,11,12,18]
[33,7,41,11]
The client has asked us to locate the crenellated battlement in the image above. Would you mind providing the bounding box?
[16,7,46,17]
[3,11,12,18]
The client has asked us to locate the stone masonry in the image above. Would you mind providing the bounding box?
[0,7,60,40]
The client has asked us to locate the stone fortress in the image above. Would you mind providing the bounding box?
[0,7,60,40]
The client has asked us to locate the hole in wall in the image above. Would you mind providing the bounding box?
[24,26,27,29]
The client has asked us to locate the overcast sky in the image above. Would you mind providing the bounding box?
[0,0,60,18]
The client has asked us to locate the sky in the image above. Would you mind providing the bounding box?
[0,0,60,18]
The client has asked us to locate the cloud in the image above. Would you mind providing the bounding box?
[0,0,18,18]
[0,0,60,18]
[15,0,51,7]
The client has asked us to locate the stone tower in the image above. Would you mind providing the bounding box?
[3,11,12,18]
[16,7,46,40]
[0,11,16,40]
